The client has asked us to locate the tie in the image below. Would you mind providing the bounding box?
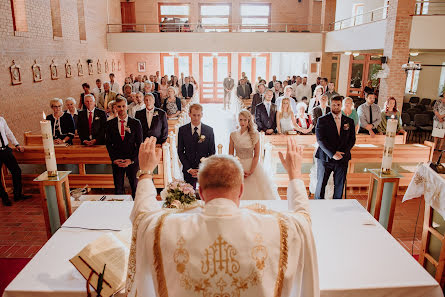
[147,109,153,129]
[88,111,93,135]
[193,127,199,141]
[104,93,109,109]
[335,116,341,135]
[266,103,270,117]
[369,105,373,125]
[0,131,6,148]
[120,120,125,140]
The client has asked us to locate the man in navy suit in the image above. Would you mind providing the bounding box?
[255,89,277,134]
[105,96,143,198]
[77,94,107,145]
[177,104,215,189]
[135,93,168,144]
[181,77,194,99]
[315,96,356,199]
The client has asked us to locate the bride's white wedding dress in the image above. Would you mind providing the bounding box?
[230,130,280,200]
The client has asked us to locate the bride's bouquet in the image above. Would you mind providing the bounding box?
[161,179,199,209]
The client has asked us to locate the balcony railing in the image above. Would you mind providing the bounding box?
[106,23,323,33]
[329,6,388,31]
[415,1,445,15]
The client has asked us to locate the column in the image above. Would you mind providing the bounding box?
[378,0,416,108]
[320,0,336,80]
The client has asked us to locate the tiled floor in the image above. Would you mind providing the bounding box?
[0,192,424,258]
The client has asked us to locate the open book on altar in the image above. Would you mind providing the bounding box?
[69,229,131,297]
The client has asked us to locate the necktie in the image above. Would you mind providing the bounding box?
[266,103,270,117]
[335,115,341,135]
[147,109,153,129]
[0,129,6,147]
[88,111,93,135]
[369,105,373,126]
[120,120,125,140]
[193,126,199,141]
[104,93,109,109]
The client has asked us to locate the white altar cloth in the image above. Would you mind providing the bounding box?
[3,200,443,297]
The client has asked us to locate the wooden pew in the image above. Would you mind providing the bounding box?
[2,144,172,193]
[265,131,407,146]
[270,142,433,193]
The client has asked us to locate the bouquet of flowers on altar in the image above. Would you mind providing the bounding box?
[161,179,198,209]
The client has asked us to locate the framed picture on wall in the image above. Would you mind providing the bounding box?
[50,59,58,80]
[112,59,115,72]
[10,60,22,85]
[32,60,42,82]
[138,62,146,73]
[77,60,84,76]
[118,60,121,71]
[97,60,102,74]
[88,63,94,75]
[65,60,73,78]
[105,60,109,73]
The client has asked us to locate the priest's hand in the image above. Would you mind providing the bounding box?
[278,138,303,180]
[15,145,24,153]
[139,137,162,172]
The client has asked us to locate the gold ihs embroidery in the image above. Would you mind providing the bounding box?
[174,234,267,296]
[201,235,240,277]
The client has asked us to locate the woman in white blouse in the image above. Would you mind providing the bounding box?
[308,85,324,113]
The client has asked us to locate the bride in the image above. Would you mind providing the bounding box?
[229,110,280,200]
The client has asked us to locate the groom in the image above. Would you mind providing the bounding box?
[177,104,216,189]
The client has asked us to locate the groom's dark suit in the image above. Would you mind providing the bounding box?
[177,123,216,189]
[135,108,168,144]
[315,112,356,199]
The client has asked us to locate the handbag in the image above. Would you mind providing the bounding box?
[432,121,445,138]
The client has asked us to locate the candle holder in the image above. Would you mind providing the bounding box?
[381,118,398,175]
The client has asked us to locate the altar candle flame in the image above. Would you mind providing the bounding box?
[391,115,395,119]
[42,112,46,120]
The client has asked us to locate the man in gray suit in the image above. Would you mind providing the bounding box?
[223,72,235,110]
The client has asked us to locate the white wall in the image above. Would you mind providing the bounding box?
[108,32,323,53]
[270,53,311,82]
[410,16,445,50]
[405,52,445,102]
[325,20,386,52]
[335,0,386,22]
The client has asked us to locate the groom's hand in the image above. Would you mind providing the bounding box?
[278,138,303,180]
[139,137,162,173]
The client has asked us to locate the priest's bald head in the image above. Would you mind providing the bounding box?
[198,155,244,206]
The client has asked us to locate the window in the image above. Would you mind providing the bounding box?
[160,53,192,77]
[416,0,429,15]
[158,3,190,32]
[352,4,364,26]
[50,0,62,37]
[405,68,420,94]
[240,4,270,32]
[199,4,231,32]
[238,53,270,83]
[437,63,445,96]
[77,0,86,40]
[10,0,28,32]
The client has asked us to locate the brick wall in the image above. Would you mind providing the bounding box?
[0,0,124,143]
[125,53,161,77]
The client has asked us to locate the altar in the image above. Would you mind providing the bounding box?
[3,200,443,297]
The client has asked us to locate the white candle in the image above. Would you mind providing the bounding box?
[40,112,58,177]
[381,116,398,174]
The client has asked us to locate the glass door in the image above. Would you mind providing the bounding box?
[199,53,231,103]
[238,53,270,85]
[160,53,192,77]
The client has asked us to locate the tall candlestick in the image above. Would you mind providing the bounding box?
[381,116,398,174]
[40,113,58,177]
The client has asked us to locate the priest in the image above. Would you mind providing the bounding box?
[127,137,319,297]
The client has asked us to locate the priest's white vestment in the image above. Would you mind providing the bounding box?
[126,178,319,297]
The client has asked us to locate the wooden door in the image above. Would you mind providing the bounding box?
[199,54,231,103]
[121,2,136,32]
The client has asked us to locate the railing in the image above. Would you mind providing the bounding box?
[329,6,388,31]
[415,1,445,15]
[107,23,323,33]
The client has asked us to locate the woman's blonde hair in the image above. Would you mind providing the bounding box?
[342,97,354,110]
[281,98,294,115]
[167,86,177,96]
[238,110,258,145]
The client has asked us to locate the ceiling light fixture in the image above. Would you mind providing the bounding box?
[353,52,360,57]
[344,51,352,56]
[410,52,419,57]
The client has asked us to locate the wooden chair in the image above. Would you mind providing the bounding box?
[419,201,445,287]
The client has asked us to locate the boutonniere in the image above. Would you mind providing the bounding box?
[198,135,206,143]
[125,126,131,133]
[343,123,350,130]
[153,111,159,117]
[95,117,100,120]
